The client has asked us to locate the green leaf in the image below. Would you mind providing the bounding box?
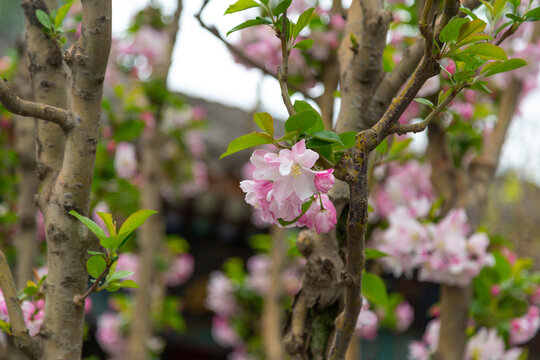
[253,112,274,137]
[375,138,388,154]
[413,98,434,108]
[293,8,314,38]
[105,282,122,292]
[35,9,52,30]
[459,6,479,19]
[119,209,158,235]
[481,58,527,77]
[310,131,344,146]
[456,19,487,46]
[69,210,107,240]
[453,70,475,82]
[509,0,520,9]
[108,270,134,283]
[220,132,274,158]
[100,232,130,251]
[272,0,292,15]
[227,18,270,36]
[524,7,540,21]
[293,39,314,50]
[492,251,512,280]
[505,13,523,22]
[438,89,451,104]
[87,250,106,257]
[440,17,469,43]
[292,101,324,132]
[366,248,388,260]
[97,212,116,236]
[284,110,322,134]
[87,256,107,279]
[462,43,507,60]
[0,319,11,335]
[338,131,357,149]
[224,0,259,14]
[55,1,73,29]
[119,279,139,289]
[389,138,413,156]
[362,272,388,306]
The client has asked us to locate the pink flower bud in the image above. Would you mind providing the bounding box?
[314,169,335,193]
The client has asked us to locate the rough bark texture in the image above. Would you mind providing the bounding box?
[127,3,183,358]
[13,52,38,289]
[0,0,112,359]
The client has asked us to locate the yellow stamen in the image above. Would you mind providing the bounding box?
[291,164,302,178]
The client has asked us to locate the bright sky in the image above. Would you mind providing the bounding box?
[111,0,540,184]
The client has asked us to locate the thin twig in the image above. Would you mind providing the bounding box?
[391,88,459,135]
[73,259,114,306]
[277,11,296,116]
[0,250,40,359]
[0,79,72,131]
[195,0,314,100]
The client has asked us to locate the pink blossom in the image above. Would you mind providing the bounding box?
[21,299,44,336]
[212,315,240,347]
[509,306,540,345]
[165,254,194,287]
[84,297,93,315]
[490,285,502,297]
[205,272,238,316]
[297,194,337,234]
[115,253,139,282]
[466,328,522,360]
[355,299,379,340]
[96,312,127,357]
[191,106,207,121]
[114,142,137,179]
[314,168,335,192]
[395,301,414,332]
[140,111,155,132]
[246,255,271,295]
[185,130,206,157]
[408,341,431,360]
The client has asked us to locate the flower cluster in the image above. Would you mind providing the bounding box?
[509,306,540,345]
[409,320,524,360]
[0,291,44,338]
[376,207,494,286]
[240,140,337,234]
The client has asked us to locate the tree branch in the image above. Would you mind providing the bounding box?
[195,0,314,100]
[277,11,296,117]
[327,140,370,360]
[0,80,72,131]
[0,250,40,359]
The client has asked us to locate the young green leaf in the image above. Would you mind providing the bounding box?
[462,43,507,60]
[55,1,73,29]
[35,9,52,30]
[366,248,388,260]
[227,18,270,36]
[253,112,274,137]
[524,7,540,21]
[440,17,469,43]
[69,210,106,239]
[220,132,274,158]
[453,70,475,82]
[224,0,259,15]
[119,279,139,289]
[362,272,388,306]
[97,212,116,236]
[100,232,130,251]
[337,131,357,149]
[413,98,435,108]
[310,131,344,146]
[107,270,134,283]
[456,19,487,46]
[87,256,107,279]
[481,58,527,77]
[272,0,293,16]
[375,138,388,154]
[293,7,314,38]
[293,39,314,50]
[284,110,322,134]
[389,138,413,156]
[118,209,158,235]
[459,6,479,19]
[87,250,106,257]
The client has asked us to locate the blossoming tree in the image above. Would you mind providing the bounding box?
[215,0,540,359]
